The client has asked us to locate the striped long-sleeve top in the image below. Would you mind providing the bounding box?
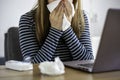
[19,11,94,63]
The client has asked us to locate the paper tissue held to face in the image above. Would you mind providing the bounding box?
[39,57,65,75]
[47,0,75,31]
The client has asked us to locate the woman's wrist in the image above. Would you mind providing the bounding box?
[50,27,63,32]
[51,25,62,31]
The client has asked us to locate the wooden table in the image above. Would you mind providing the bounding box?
[0,65,120,80]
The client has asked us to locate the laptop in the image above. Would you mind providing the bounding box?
[63,9,120,73]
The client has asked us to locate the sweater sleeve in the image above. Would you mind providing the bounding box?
[19,13,63,63]
[62,13,94,60]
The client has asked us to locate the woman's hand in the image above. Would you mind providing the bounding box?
[63,0,73,23]
[49,0,73,30]
[49,2,64,30]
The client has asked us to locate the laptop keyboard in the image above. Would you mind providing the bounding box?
[78,63,94,68]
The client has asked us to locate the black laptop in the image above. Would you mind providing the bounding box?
[64,9,120,73]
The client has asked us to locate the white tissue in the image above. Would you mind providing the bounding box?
[39,57,65,76]
[5,60,33,71]
[47,0,75,31]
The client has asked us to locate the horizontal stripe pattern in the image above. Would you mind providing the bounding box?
[62,13,94,60]
[19,11,93,63]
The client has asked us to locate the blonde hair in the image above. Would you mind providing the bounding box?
[33,0,84,43]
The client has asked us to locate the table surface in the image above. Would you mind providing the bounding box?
[0,65,120,80]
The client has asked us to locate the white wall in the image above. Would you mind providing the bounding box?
[0,0,36,57]
[83,0,120,37]
[82,0,120,57]
[0,0,120,57]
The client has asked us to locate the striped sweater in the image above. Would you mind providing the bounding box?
[19,11,94,63]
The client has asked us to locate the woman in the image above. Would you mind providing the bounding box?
[19,0,94,63]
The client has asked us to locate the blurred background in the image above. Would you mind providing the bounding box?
[0,0,120,59]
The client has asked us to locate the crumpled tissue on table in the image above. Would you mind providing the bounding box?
[47,0,75,31]
[39,57,65,76]
[5,60,33,71]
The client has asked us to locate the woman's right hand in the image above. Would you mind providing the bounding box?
[49,2,64,30]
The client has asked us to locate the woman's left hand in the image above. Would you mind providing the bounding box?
[63,0,73,23]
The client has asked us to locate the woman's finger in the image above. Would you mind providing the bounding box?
[55,2,63,16]
[55,3,63,16]
[50,2,62,18]
[63,0,72,17]
[64,5,69,17]
[59,5,64,19]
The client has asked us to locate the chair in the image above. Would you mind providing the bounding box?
[0,58,5,65]
[4,27,23,61]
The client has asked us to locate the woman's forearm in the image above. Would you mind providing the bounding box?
[62,27,93,60]
[19,14,63,63]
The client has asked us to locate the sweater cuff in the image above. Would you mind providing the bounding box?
[49,27,63,39]
[62,27,74,39]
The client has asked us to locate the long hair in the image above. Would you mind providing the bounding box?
[33,0,84,43]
